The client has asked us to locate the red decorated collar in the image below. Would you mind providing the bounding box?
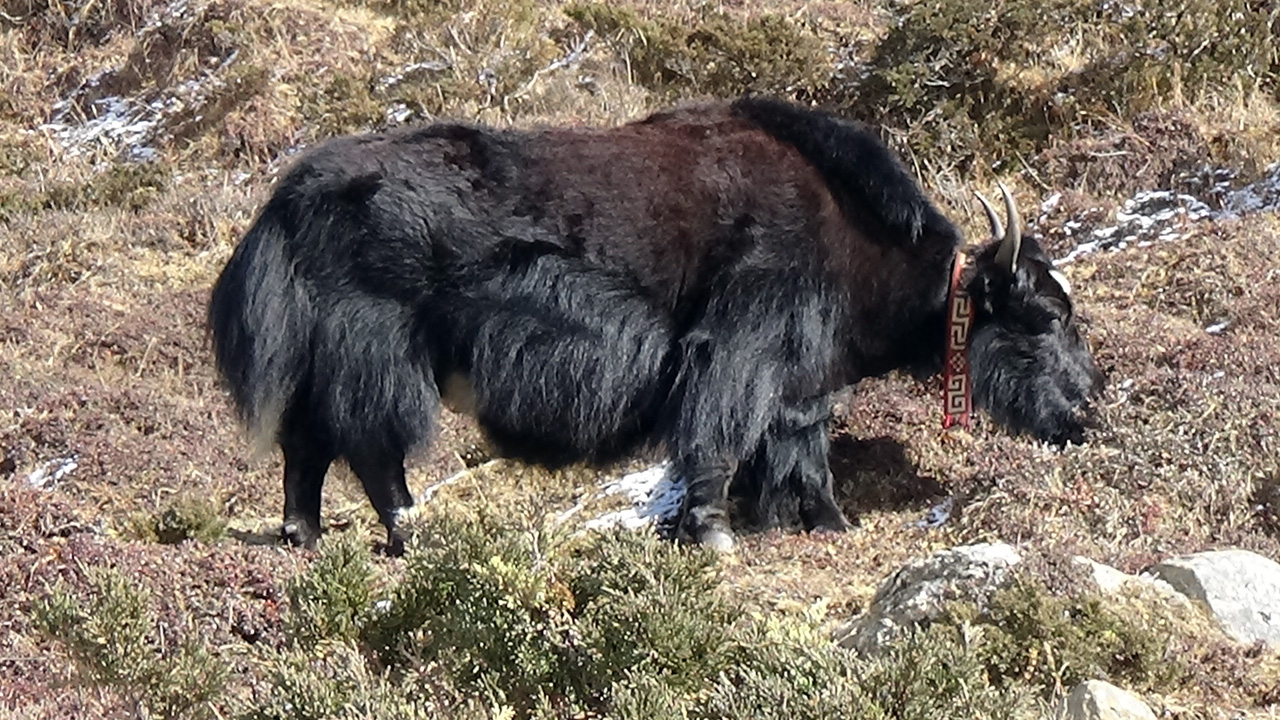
[942,251,973,429]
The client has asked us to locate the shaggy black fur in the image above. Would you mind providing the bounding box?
[208,96,1102,552]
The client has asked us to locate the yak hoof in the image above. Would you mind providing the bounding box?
[382,533,407,557]
[281,520,320,550]
[809,519,852,535]
[698,527,737,553]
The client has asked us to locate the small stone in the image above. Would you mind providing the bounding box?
[1144,549,1280,646]
[833,542,1021,654]
[1055,680,1157,720]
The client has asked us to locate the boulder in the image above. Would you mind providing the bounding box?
[1073,556,1191,608]
[1143,549,1280,646]
[833,542,1021,654]
[1055,680,1157,720]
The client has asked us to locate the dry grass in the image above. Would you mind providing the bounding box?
[2,0,1280,716]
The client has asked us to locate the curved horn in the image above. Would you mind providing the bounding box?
[974,191,1004,240]
[992,181,1023,273]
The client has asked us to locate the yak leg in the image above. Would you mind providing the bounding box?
[279,417,335,549]
[736,394,849,533]
[667,324,753,551]
[667,259,843,549]
[346,447,414,555]
[674,460,738,552]
[781,396,849,532]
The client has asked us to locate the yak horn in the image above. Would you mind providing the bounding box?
[974,191,1004,240]
[992,181,1023,273]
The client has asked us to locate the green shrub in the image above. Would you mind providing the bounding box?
[31,567,228,719]
[126,493,227,544]
[846,0,1280,175]
[30,519,1197,719]
[272,512,1047,719]
[285,531,378,649]
[356,512,728,714]
[297,0,560,133]
[242,641,460,720]
[566,2,830,101]
[953,576,1185,695]
[37,161,171,213]
[1063,0,1280,113]
[297,72,389,139]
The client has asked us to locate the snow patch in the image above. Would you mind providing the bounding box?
[913,497,953,529]
[585,463,685,531]
[42,96,160,161]
[27,456,78,490]
[1055,190,1210,265]
[1219,163,1280,217]
[1054,164,1280,266]
[378,60,450,88]
[41,42,240,161]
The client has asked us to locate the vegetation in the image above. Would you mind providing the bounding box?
[41,512,1224,719]
[124,493,228,544]
[31,568,228,719]
[3,0,1279,716]
[844,0,1280,176]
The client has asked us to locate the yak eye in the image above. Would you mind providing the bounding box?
[1051,295,1074,323]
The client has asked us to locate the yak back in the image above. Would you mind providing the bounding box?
[269,99,960,375]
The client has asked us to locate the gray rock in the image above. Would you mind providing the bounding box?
[1144,549,1280,646]
[833,542,1021,654]
[1073,556,1192,608]
[1055,680,1156,720]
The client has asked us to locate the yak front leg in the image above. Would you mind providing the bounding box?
[786,403,850,534]
[674,460,738,552]
[735,393,850,534]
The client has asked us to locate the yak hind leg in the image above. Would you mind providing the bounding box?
[346,446,415,555]
[278,413,336,550]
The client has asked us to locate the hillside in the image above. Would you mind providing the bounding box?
[2,0,1279,717]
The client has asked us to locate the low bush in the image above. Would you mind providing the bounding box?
[41,511,1226,718]
[31,567,228,719]
[566,2,830,102]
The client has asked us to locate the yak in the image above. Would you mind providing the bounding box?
[208,97,1102,553]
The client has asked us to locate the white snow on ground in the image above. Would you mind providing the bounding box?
[913,497,953,529]
[378,60,451,88]
[41,95,162,161]
[1053,190,1213,265]
[39,51,240,162]
[27,456,78,490]
[1219,163,1280,217]
[1053,163,1280,266]
[584,463,685,531]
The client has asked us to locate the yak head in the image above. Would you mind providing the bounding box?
[964,184,1104,446]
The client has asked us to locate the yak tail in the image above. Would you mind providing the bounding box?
[208,208,314,454]
[208,198,440,458]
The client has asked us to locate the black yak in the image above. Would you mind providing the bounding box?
[208,97,1102,553]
